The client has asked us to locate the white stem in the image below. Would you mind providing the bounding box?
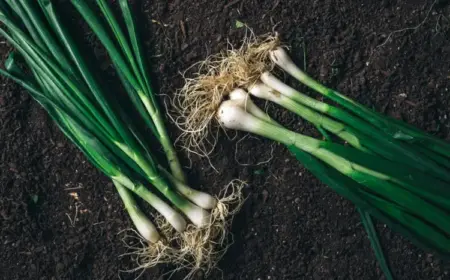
[250,82,357,147]
[177,185,217,210]
[248,82,283,104]
[158,166,217,210]
[149,190,187,232]
[217,99,321,153]
[259,72,329,112]
[248,82,299,117]
[269,47,306,81]
[217,99,265,132]
[260,72,297,99]
[113,174,187,232]
[229,88,278,125]
[270,47,333,97]
[113,181,160,243]
[133,212,160,243]
[229,88,247,100]
[181,203,211,228]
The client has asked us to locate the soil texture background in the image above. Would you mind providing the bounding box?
[1,0,450,279]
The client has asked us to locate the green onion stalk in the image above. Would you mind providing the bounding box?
[269,48,450,160]
[217,48,450,261]
[0,0,242,273]
[178,36,450,279]
[218,91,450,280]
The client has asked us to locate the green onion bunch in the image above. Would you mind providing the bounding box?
[0,0,241,273]
[178,37,450,279]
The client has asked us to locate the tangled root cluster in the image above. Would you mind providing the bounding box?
[121,180,245,279]
[173,32,281,157]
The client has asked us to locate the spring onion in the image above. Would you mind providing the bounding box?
[177,34,450,279]
[0,0,242,274]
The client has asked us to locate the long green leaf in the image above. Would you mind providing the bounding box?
[37,0,157,171]
[70,0,141,93]
[319,142,450,210]
[0,26,153,182]
[70,0,159,137]
[288,145,450,256]
[3,0,46,48]
[18,0,77,77]
[284,95,450,182]
[118,0,156,106]
[289,68,450,158]
[117,0,188,182]
[0,17,117,140]
[358,209,394,280]
[412,143,450,170]
[95,0,147,97]
[115,64,158,136]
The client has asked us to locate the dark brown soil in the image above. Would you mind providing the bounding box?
[1,0,450,279]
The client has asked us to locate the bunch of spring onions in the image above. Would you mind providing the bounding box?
[179,38,450,279]
[0,0,239,273]
[223,49,450,276]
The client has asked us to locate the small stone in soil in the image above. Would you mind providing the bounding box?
[262,190,269,203]
[55,263,64,275]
